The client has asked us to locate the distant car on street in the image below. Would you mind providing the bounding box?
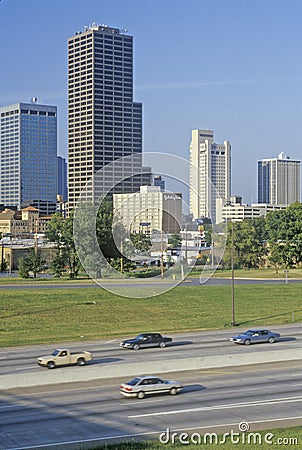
[120,375,182,399]
[120,333,172,350]
[230,329,280,345]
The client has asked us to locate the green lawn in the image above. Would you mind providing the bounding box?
[0,283,301,347]
[90,425,301,449]
[190,266,302,279]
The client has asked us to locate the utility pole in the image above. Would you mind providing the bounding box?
[120,240,124,274]
[34,219,38,255]
[160,229,164,279]
[231,221,236,326]
[1,239,4,272]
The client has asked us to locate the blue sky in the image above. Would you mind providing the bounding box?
[1,0,302,202]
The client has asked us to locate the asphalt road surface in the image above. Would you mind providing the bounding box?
[1,276,302,289]
[0,324,301,377]
[1,361,302,449]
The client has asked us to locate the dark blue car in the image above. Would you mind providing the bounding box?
[120,333,172,350]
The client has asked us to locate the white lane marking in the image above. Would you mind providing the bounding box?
[0,404,26,410]
[120,398,166,405]
[4,416,302,450]
[128,395,302,418]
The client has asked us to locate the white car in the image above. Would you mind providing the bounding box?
[120,375,182,399]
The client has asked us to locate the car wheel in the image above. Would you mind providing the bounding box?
[77,357,86,366]
[244,339,251,345]
[170,387,178,395]
[137,391,145,399]
[268,337,275,343]
[159,341,166,348]
[47,361,55,369]
[133,344,140,351]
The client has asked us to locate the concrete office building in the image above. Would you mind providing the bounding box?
[190,129,231,224]
[216,196,287,223]
[0,102,57,215]
[68,23,150,210]
[258,152,301,205]
[113,185,182,234]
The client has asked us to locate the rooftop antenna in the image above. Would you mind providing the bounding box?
[31,97,38,103]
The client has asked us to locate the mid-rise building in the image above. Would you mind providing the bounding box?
[0,206,53,236]
[190,129,231,223]
[152,175,165,191]
[258,152,300,205]
[113,185,182,234]
[68,23,150,210]
[0,102,57,215]
[216,196,287,223]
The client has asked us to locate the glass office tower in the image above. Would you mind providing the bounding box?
[68,23,150,211]
[0,102,57,214]
[258,152,301,205]
[57,156,68,202]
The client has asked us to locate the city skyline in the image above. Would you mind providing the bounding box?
[0,0,302,203]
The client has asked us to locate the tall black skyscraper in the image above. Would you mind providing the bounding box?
[68,23,149,210]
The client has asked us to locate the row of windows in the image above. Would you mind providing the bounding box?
[20,110,56,117]
[0,110,19,117]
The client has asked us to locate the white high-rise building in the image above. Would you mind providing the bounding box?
[189,129,231,223]
[258,152,301,205]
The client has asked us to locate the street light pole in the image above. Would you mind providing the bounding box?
[120,240,124,274]
[160,229,164,279]
[231,221,236,326]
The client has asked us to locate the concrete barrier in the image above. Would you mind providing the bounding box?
[1,347,300,390]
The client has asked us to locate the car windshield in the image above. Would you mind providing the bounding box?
[244,330,256,335]
[136,334,147,340]
[51,349,60,356]
[127,377,142,386]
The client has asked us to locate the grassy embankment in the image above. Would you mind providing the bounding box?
[0,283,301,347]
[1,266,302,284]
[89,425,301,449]
[190,266,302,279]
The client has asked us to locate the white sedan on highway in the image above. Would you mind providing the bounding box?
[120,375,182,399]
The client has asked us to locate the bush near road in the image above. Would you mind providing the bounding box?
[0,284,301,347]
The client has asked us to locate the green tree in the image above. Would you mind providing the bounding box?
[131,232,152,253]
[223,220,267,269]
[168,233,182,249]
[96,199,122,260]
[18,248,46,278]
[266,202,302,268]
[45,212,81,278]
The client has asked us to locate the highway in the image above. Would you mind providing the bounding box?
[0,324,301,377]
[1,361,302,449]
[0,324,301,449]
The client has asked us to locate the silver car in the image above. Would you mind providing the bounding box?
[230,329,280,345]
[120,376,182,399]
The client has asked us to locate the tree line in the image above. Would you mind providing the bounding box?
[222,202,302,272]
[17,201,302,278]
